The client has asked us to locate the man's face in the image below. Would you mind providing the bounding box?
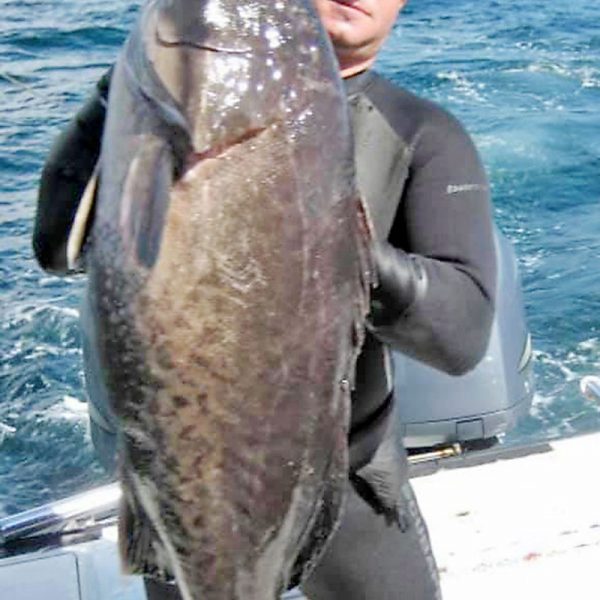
[313,0,406,64]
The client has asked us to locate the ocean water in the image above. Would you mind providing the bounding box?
[1,0,599,517]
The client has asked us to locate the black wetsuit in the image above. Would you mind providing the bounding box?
[34,68,496,600]
[302,70,496,600]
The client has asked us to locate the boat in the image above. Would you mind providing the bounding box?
[0,229,565,598]
[2,426,600,599]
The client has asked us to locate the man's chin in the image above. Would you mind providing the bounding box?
[330,31,376,55]
[325,22,372,49]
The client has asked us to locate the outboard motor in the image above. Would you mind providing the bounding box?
[394,227,534,451]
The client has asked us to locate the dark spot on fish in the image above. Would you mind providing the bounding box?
[174,314,188,330]
[190,351,233,383]
[156,345,174,371]
[192,447,210,472]
[173,395,190,409]
[180,424,196,440]
[186,287,202,305]
[192,514,205,529]
[127,439,156,471]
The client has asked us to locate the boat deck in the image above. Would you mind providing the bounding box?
[414,431,600,599]
[1,432,599,599]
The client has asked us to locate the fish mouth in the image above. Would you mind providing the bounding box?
[155,30,249,55]
[154,2,254,55]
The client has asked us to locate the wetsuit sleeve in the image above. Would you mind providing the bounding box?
[33,68,112,274]
[369,109,496,376]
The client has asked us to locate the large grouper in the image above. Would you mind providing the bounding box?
[83,0,372,597]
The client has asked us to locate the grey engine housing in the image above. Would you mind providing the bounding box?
[394,228,534,449]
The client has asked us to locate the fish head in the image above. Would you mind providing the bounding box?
[133,0,341,160]
[94,0,350,274]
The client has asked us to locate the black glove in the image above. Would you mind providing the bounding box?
[33,68,112,273]
[368,241,428,327]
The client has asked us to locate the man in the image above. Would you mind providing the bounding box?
[34,1,496,598]
[301,2,495,599]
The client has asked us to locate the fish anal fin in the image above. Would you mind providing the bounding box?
[118,486,172,582]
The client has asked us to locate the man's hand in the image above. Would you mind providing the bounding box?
[368,241,428,327]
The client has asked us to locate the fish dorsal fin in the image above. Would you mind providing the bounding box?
[67,164,99,271]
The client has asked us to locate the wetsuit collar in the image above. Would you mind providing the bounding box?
[343,69,376,98]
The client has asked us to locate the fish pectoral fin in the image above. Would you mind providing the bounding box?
[66,164,99,272]
[119,139,174,270]
[119,488,172,581]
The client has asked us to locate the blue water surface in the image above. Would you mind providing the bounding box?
[1,0,599,516]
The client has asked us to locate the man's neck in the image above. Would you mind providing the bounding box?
[339,56,375,79]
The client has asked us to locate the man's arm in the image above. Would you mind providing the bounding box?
[33,69,112,273]
[369,106,497,376]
